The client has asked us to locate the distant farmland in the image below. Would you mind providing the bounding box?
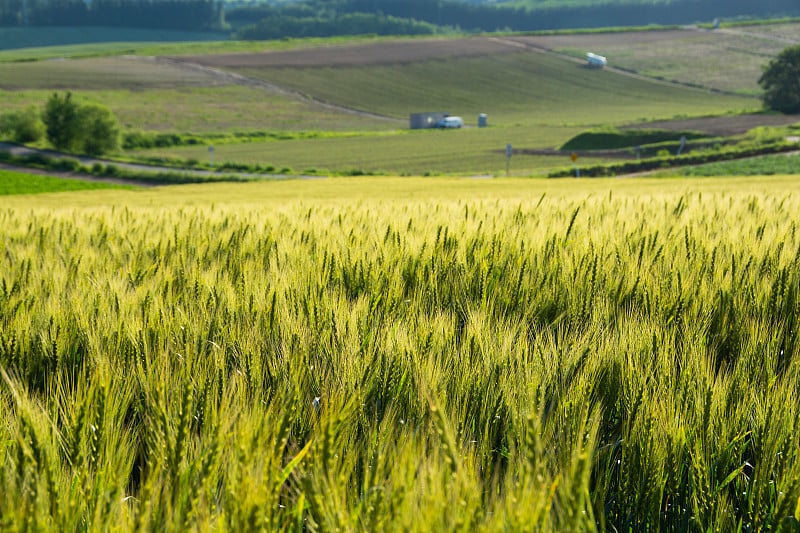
[146,38,757,174]
[185,40,754,126]
[4,24,798,175]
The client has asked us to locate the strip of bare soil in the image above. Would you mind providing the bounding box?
[175,37,519,69]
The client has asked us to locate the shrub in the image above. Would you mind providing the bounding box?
[0,106,45,144]
[53,158,82,172]
[43,92,121,155]
[43,92,82,151]
[79,104,120,156]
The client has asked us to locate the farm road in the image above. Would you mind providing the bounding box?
[0,142,315,184]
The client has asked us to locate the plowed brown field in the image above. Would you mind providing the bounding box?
[177,37,520,68]
[508,29,695,50]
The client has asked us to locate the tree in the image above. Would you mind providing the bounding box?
[759,45,800,114]
[42,93,121,155]
[43,92,82,151]
[79,104,120,156]
[0,106,45,143]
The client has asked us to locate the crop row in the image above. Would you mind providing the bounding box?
[1,190,800,530]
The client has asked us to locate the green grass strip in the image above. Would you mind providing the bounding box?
[0,168,131,195]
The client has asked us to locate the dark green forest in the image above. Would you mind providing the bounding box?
[229,0,800,40]
[1,0,799,37]
[0,0,224,29]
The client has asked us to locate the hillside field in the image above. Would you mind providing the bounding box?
[142,38,756,174]
[519,25,800,96]
[3,175,800,531]
[0,85,393,133]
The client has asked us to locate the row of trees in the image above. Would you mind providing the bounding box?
[233,12,439,39]
[0,93,120,155]
[0,0,223,29]
[227,0,800,35]
[3,0,800,34]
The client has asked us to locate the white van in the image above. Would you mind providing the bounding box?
[435,116,464,129]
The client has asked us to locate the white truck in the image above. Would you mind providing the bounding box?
[586,52,607,68]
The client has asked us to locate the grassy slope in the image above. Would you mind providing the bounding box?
[0,168,129,195]
[0,86,393,133]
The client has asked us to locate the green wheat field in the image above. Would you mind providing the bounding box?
[2,175,800,531]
